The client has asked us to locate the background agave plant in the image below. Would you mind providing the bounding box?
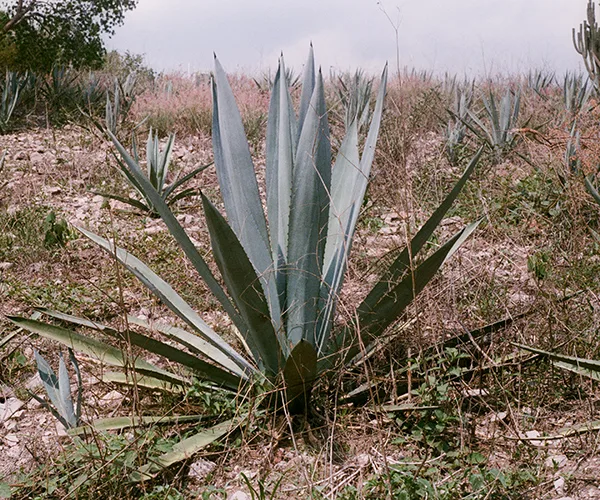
[95,128,211,216]
[466,87,521,160]
[10,48,482,476]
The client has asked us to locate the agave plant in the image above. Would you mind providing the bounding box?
[334,69,374,134]
[563,72,592,116]
[445,81,474,165]
[527,69,555,98]
[9,48,481,478]
[96,128,211,216]
[466,87,521,160]
[105,72,138,134]
[0,71,27,132]
[30,348,82,429]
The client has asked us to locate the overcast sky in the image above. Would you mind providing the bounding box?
[106,0,587,76]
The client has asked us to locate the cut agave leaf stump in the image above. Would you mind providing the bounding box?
[11,47,483,417]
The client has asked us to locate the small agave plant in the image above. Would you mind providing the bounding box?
[30,349,82,429]
[96,128,211,216]
[10,47,481,479]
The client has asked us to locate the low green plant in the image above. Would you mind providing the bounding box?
[96,129,211,216]
[42,211,74,248]
[11,48,482,480]
[9,429,183,499]
[240,472,284,500]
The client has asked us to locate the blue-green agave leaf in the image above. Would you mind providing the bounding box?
[212,57,281,334]
[515,344,600,382]
[338,220,481,363]
[107,131,246,334]
[358,148,482,318]
[74,226,254,376]
[36,308,241,390]
[318,65,388,353]
[283,340,317,415]
[297,44,315,139]
[202,193,282,376]
[37,308,244,380]
[34,350,76,427]
[286,69,331,348]
[131,416,241,482]
[10,317,184,385]
[266,56,297,304]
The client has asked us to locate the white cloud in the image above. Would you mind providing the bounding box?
[106,0,585,76]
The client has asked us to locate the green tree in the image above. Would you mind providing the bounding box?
[0,0,138,72]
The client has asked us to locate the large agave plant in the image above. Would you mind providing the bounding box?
[10,49,481,454]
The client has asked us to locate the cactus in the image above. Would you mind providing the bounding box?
[573,0,600,91]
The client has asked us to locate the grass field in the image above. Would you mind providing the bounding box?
[1,63,600,499]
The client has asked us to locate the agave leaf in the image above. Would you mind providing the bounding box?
[212,57,281,334]
[318,65,389,353]
[69,414,209,436]
[10,317,185,385]
[266,56,297,301]
[102,371,185,393]
[74,226,254,376]
[37,308,244,380]
[211,58,272,278]
[585,175,600,206]
[341,220,481,363]
[282,340,317,415]
[57,351,76,427]
[165,187,198,206]
[91,192,151,214]
[103,324,240,390]
[106,131,248,339]
[131,417,240,482]
[68,348,82,424]
[202,193,282,376]
[127,315,245,378]
[515,343,600,381]
[297,44,315,139]
[163,162,212,200]
[147,130,159,189]
[286,70,331,347]
[34,350,68,425]
[157,133,176,193]
[358,150,481,320]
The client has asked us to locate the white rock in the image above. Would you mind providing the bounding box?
[4,434,19,446]
[188,458,216,481]
[524,429,545,447]
[144,225,165,235]
[0,262,13,271]
[554,476,565,495]
[100,390,124,406]
[229,492,250,500]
